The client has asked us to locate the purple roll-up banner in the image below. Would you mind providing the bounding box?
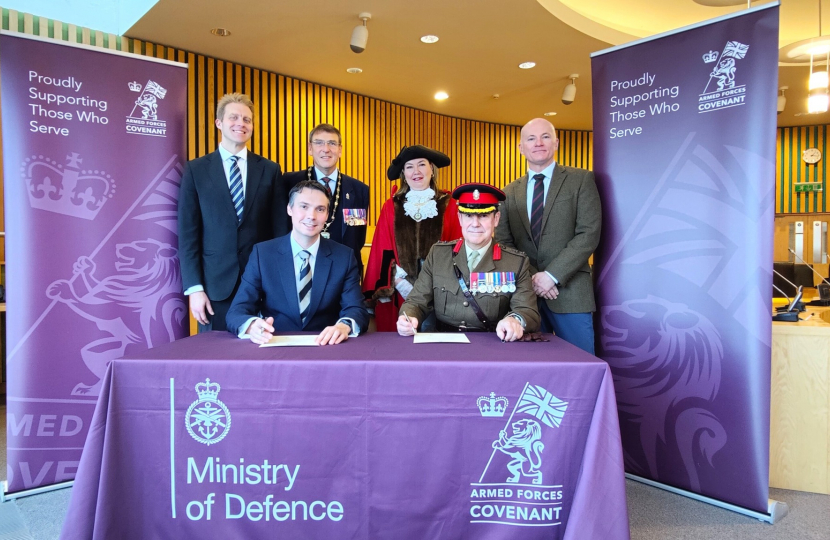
[591,4,778,514]
[1,32,188,494]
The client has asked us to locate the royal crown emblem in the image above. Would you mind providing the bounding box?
[128,81,142,92]
[477,392,508,417]
[702,50,719,63]
[22,152,115,220]
[185,378,231,445]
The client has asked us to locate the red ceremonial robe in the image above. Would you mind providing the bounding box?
[363,191,462,331]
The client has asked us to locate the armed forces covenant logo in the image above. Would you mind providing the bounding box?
[470,384,568,528]
[185,378,231,445]
[699,41,749,114]
[126,80,168,137]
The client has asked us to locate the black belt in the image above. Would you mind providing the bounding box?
[436,320,489,333]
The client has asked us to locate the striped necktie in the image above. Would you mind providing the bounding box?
[298,250,312,325]
[320,177,333,198]
[530,173,546,246]
[229,156,244,222]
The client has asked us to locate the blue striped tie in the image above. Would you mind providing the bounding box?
[298,250,312,325]
[229,156,244,222]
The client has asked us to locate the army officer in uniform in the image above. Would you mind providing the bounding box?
[397,183,539,341]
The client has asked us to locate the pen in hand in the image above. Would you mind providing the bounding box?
[404,313,417,335]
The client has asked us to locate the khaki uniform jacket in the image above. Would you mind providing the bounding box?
[494,164,601,313]
[400,241,540,332]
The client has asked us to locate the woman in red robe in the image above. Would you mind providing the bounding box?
[363,145,462,331]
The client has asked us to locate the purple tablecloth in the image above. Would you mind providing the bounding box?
[60,332,629,539]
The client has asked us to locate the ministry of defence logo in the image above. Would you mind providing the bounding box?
[470,383,568,527]
[21,152,115,220]
[126,80,168,137]
[185,378,231,445]
[698,41,749,114]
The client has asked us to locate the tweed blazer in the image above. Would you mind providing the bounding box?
[494,164,601,313]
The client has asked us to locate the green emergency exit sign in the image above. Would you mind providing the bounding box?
[794,182,823,193]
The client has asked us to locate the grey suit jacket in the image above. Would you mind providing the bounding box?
[494,164,601,313]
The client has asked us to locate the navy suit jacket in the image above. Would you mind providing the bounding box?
[284,169,369,273]
[178,150,288,302]
[225,234,369,335]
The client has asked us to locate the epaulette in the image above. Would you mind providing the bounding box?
[498,244,529,259]
[435,240,459,247]
[499,244,527,259]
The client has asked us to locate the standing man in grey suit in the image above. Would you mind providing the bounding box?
[178,93,288,332]
[284,124,369,277]
[495,118,601,353]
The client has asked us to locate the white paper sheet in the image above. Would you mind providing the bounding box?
[413,333,470,344]
[259,335,319,347]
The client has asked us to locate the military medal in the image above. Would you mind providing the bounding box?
[478,273,486,295]
[494,272,502,293]
[507,272,516,293]
[343,208,367,226]
[321,231,330,239]
[486,273,495,294]
[470,273,479,294]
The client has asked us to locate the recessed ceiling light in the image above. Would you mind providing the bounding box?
[210,28,231,37]
[434,91,449,101]
[519,62,536,69]
[492,94,500,99]
[346,67,363,74]
[544,112,557,116]
[420,35,439,44]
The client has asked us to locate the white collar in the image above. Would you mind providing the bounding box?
[289,234,321,259]
[405,187,436,202]
[526,161,556,180]
[218,145,248,162]
[314,166,338,182]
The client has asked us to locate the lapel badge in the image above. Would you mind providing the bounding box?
[473,189,480,201]
[346,193,350,200]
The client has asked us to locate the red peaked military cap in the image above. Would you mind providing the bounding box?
[452,183,506,214]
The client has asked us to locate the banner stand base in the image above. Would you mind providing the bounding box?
[1,480,74,502]
[626,473,789,524]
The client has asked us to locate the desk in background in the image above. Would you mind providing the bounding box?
[60,332,629,540]
[770,301,830,494]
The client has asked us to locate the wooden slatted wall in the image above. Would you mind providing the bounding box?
[2,8,596,232]
[777,125,828,214]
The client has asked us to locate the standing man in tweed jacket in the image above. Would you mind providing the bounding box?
[495,118,601,353]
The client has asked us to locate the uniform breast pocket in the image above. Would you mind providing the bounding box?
[476,293,510,320]
[433,286,448,314]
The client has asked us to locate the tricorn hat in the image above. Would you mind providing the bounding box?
[386,145,451,180]
[452,183,506,214]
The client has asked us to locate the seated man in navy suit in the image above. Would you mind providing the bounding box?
[226,180,369,345]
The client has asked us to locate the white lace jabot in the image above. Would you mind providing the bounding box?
[403,188,438,221]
